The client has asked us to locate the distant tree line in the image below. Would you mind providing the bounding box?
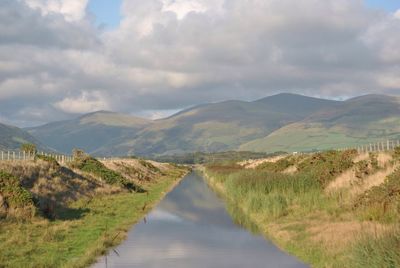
[152,151,285,164]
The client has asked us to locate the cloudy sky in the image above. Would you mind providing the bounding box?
[1,0,399,127]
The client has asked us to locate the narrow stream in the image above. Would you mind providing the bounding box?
[93,172,307,268]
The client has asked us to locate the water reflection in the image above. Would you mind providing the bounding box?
[93,172,308,268]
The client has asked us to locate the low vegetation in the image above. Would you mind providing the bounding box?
[153,151,275,164]
[70,155,143,192]
[0,152,188,267]
[355,167,400,223]
[0,171,35,219]
[204,148,400,267]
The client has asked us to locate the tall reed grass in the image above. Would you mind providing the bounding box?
[352,227,400,268]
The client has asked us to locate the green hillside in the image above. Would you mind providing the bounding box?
[27,111,152,154]
[92,93,338,155]
[240,94,400,152]
[0,123,44,150]
[27,93,400,156]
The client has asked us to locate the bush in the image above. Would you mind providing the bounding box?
[35,154,60,168]
[354,168,400,222]
[0,171,36,219]
[139,159,161,173]
[256,157,294,172]
[20,143,37,154]
[394,146,400,160]
[71,156,144,192]
[297,150,357,187]
[72,148,87,162]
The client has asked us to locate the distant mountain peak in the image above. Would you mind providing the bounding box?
[345,94,396,103]
[0,122,47,150]
[78,110,151,127]
[255,92,337,103]
[78,110,116,119]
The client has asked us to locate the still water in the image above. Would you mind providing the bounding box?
[93,172,307,268]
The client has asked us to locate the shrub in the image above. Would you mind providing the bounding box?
[256,157,294,172]
[35,154,60,168]
[354,168,400,222]
[297,149,357,187]
[139,159,161,173]
[394,146,400,160]
[20,143,37,154]
[369,152,379,170]
[72,148,87,161]
[71,156,144,192]
[0,171,36,218]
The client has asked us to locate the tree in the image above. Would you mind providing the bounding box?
[20,143,37,154]
[72,148,87,161]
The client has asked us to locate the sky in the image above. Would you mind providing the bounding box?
[0,0,400,127]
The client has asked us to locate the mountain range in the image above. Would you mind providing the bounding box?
[0,123,45,151]
[1,93,399,156]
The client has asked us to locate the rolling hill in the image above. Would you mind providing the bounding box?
[26,93,400,156]
[97,93,339,155]
[27,111,152,154]
[0,123,44,150]
[28,93,338,155]
[240,94,400,152]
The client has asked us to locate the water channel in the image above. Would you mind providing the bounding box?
[93,172,307,268]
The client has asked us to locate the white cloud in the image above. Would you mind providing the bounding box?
[1,0,400,126]
[53,91,111,114]
[395,9,400,19]
[22,0,89,21]
[162,0,207,19]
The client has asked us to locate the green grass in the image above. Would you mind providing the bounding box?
[71,156,143,192]
[352,228,400,268]
[240,121,400,154]
[0,168,186,268]
[204,149,400,267]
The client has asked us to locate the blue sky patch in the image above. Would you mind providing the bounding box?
[87,0,122,29]
[365,0,399,11]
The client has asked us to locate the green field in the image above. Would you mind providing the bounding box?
[0,162,187,267]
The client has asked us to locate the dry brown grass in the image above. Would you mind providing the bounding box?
[326,152,397,194]
[0,159,123,215]
[353,153,369,163]
[377,153,392,168]
[308,221,387,252]
[101,159,172,186]
[266,222,294,243]
[282,165,297,174]
[326,168,357,191]
[238,155,287,169]
[349,165,398,196]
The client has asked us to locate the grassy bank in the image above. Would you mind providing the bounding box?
[203,149,400,267]
[0,156,188,267]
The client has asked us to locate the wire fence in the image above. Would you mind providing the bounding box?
[339,139,400,154]
[1,139,399,164]
[0,150,73,163]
